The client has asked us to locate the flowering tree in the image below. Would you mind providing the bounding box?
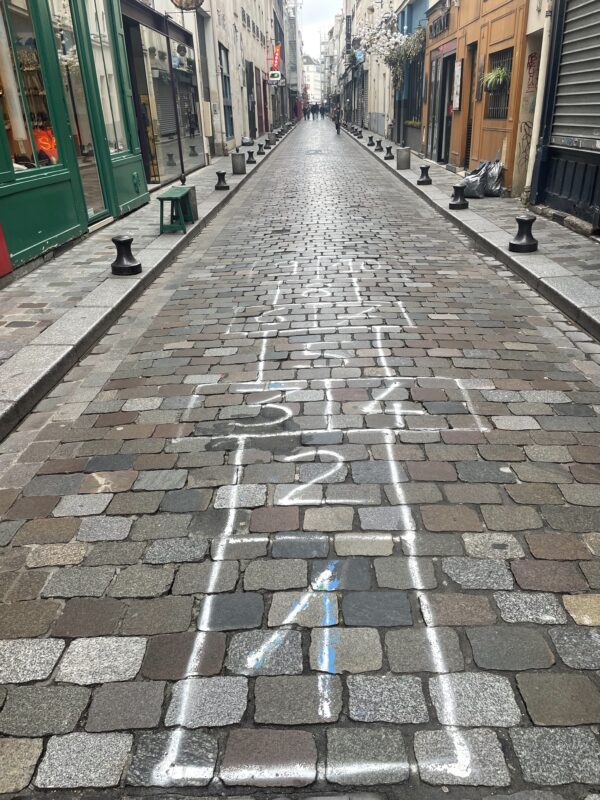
[355,13,425,89]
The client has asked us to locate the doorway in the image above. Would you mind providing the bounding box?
[255,66,264,135]
[438,53,455,163]
[48,0,107,220]
[246,61,256,139]
[464,43,478,168]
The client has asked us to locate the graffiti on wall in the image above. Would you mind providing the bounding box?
[526,52,539,92]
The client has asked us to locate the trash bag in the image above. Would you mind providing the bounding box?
[241,136,254,146]
[462,163,487,199]
[484,160,503,196]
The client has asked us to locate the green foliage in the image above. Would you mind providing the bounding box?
[481,66,511,92]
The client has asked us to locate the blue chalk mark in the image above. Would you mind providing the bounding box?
[318,625,340,673]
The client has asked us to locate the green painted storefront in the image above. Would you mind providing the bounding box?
[0,0,149,268]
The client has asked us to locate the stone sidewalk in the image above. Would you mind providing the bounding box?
[344,125,600,343]
[0,129,292,441]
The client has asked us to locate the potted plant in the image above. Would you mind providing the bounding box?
[148,46,157,59]
[481,66,510,93]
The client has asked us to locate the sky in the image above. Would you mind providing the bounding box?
[301,0,341,60]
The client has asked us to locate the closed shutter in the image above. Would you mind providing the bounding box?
[153,79,177,137]
[551,0,600,151]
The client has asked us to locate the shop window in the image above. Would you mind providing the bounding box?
[0,0,58,170]
[49,0,105,217]
[85,0,127,153]
[485,48,513,120]
[219,43,234,139]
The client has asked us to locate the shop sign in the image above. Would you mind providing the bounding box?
[268,69,281,85]
[272,43,281,70]
[429,10,449,39]
[345,15,352,52]
[453,59,462,111]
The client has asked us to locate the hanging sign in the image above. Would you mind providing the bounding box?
[268,70,281,85]
[272,43,281,70]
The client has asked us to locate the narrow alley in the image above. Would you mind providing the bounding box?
[1,121,600,796]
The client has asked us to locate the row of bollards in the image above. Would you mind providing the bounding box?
[109,125,295,276]
[351,127,540,255]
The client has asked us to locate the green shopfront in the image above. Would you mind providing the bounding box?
[0,0,149,268]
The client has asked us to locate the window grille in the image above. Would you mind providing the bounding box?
[485,48,513,120]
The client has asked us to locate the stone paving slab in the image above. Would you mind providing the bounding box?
[343,125,600,341]
[0,128,293,441]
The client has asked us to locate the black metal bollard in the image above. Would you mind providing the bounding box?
[257,142,265,156]
[384,145,394,160]
[247,150,256,164]
[356,129,363,139]
[189,145,198,157]
[509,214,538,252]
[276,129,283,139]
[367,135,375,147]
[215,171,229,191]
[417,164,432,185]
[111,236,141,276]
[264,138,271,150]
[375,139,383,152]
[166,153,176,167]
[449,183,469,210]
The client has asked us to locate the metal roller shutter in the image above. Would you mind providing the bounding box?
[153,79,177,138]
[551,0,600,151]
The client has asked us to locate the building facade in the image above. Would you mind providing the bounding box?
[530,0,600,229]
[395,0,427,150]
[422,0,529,191]
[0,0,148,268]
[303,54,322,103]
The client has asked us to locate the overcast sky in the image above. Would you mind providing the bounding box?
[301,0,342,60]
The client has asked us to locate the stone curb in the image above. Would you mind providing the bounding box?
[342,127,600,343]
[0,128,296,442]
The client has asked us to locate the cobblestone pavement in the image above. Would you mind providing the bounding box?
[1,119,600,798]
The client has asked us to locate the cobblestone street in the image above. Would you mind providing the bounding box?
[2,120,600,797]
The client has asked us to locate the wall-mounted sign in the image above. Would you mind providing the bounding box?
[345,15,352,52]
[272,43,281,70]
[453,59,462,111]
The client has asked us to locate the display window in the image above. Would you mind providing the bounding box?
[49,0,106,218]
[0,0,59,170]
[85,0,127,153]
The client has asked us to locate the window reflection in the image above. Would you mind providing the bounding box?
[49,0,106,217]
[85,0,126,153]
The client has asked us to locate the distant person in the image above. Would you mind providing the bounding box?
[320,104,325,118]
[311,103,318,120]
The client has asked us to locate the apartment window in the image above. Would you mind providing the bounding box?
[219,43,234,138]
[485,48,513,120]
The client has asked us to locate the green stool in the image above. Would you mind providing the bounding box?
[158,186,194,234]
